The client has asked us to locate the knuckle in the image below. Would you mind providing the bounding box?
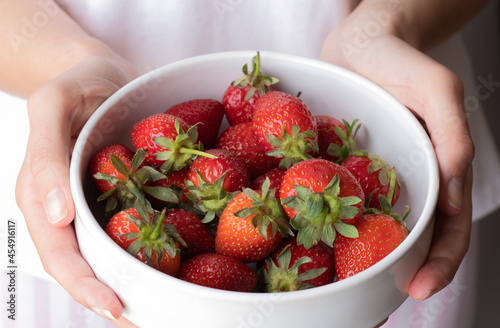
[460,135,475,164]
[27,82,73,118]
[29,141,59,179]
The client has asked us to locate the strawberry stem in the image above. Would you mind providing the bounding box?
[179,147,217,159]
[387,168,397,204]
[313,208,328,244]
[291,144,309,161]
[150,209,166,240]
[253,51,261,80]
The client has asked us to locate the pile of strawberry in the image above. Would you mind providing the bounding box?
[87,52,409,293]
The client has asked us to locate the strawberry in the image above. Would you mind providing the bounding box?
[341,151,400,210]
[279,159,365,248]
[252,91,318,168]
[334,197,409,280]
[222,51,279,126]
[177,253,257,292]
[185,148,250,223]
[88,144,133,194]
[105,201,186,276]
[163,209,215,260]
[250,167,287,198]
[130,113,215,173]
[258,237,335,292]
[215,179,293,263]
[315,116,360,163]
[215,122,277,179]
[89,146,175,214]
[165,98,224,149]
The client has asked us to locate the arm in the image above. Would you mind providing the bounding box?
[320,0,487,301]
[4,1,138,324]
[0,0,127,96]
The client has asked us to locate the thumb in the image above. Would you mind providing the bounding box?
[26,83,77,226]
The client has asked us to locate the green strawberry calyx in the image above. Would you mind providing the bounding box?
[364,195,411,232]
[231,51,279,101]
[94,148,180,215]
[352,150,400,209]
[119,201,186,269]
[258,245,326,292]
[266,124,319,169]
[153,120,217,174]
[234,178,294,239]
[282,174,361,249]
[326,119,361,163]
[184,169,237,223]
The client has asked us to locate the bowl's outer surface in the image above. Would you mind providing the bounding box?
[70,51,438,328]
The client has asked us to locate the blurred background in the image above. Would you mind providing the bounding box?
[462,0,500,327]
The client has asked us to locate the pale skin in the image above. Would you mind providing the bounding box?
[4,0,487,326]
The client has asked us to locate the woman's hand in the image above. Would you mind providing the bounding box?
[319,1,475,302]
[15,55,138,322]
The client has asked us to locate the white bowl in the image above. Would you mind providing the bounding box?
[70,51,439,328]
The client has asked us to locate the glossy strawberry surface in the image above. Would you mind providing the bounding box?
[216,122,277,179]
[131,113,190,167]
[106,208,181,276]
[216,191,284,263]
[334,213,408,280]
[165,98,224,149]
[88,144,133,193]
[178,253,257,292]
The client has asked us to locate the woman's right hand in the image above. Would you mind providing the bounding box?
[15,55,139,323]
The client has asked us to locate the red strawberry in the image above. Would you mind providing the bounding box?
[250,167,287,198]
[186,149,250,222]
[259,237,335,292]
[163,209,215,260]
[222,51,279,126]
[178,253,257,292]
[130,113,214,173]
[216,122,277,179]
[105,203,185,276]
[334,199,409,280]
[252,91,318,168]
[165,98,224,149]
[89,146,172,214]
[280,159,365,248]
[315,115,360,163]
[216,180,292,263]
[88,144,133,193]
[341,151,400,210]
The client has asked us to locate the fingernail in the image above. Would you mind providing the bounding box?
[448,178,463,212]
[46,188,68,224]
[414,288,436,301]
[91,307,117,321]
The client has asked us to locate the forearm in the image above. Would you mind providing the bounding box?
[353,0,491,51]
[0,0,123,97]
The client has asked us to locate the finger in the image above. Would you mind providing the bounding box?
[416,66,475,217]
[408,166,472,300]
[26,82,78,226]
[322,35,475,217]
[112,316,140,328]
[374,318,388,328]
[16,158,124,320]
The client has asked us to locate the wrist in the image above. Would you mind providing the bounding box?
[37,35,133,85]
[5,33,134,97]
[343,0,418,46]
[319,0,420,68]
